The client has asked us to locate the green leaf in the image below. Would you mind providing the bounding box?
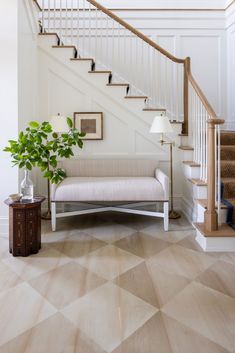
[66,117,73,129]
[52,132,58,139]
[26,162,32,170]
[29,121,40,129]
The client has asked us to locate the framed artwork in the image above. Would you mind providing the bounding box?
[74,112,103,140]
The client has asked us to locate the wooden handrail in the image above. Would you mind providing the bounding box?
[186,67,217,119]
[87,0,185,64]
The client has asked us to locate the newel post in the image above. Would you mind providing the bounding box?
[204,118,224,232]
[183,57,190,135]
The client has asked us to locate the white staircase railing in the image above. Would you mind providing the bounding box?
[38,0,185,122]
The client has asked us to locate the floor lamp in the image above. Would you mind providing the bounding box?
[42,114,68,220]
[150,114,181,219]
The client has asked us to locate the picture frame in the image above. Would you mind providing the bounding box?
[74,112,103,140]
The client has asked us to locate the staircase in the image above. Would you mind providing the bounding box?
[33,0,235,250]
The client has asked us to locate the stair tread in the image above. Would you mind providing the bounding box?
[39,32,59,39]
[52,45,76,49]
[183,161,200,167]
[189,178,207,186]
[107,83,129,86]
[143,108,166,111]
[88,70,112,73]
[221,178,235,183]
[179,133,188,136]
[125,96,148,99]
[196,199,228,209]
[70,58,94,62]
[179,145,194,151]
[194,222,235,236]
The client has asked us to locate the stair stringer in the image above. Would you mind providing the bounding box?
[38,45,178,158]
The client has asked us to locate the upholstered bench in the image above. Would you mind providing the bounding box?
[51,159,169,231]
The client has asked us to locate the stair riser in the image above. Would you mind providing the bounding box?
[70,61,93,73]
[183,165,200,179]
[193,185,207,199]
[38,35,58,47]
[220,148,235,160]
[221,164,235,178]
[220,135,235,146]
[222,182,235,199]
[180,150,194,161]
[197,204,227,223]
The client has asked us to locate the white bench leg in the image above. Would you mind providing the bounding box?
[164,202,169,231]
[51,202,56,231]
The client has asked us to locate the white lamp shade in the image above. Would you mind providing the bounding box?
[49,114,69,133]
[149,115,173,134]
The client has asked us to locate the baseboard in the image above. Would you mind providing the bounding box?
[181,197,194,224]
[196,228,235,252]
[0,217,8,237]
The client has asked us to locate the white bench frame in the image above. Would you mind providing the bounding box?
[51,201,169,232]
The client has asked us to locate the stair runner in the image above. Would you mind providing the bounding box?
[221,131,235,229]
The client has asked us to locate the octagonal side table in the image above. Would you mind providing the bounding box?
[4,196,45,257]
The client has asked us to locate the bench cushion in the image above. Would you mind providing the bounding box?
[53,177,165,202]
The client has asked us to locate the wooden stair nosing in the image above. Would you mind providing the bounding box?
[143,108,166,111]
[188,178,207,186]
[70,58,94,62]
[125,96,148,99]
[194,222,235,237]
[39,32,59,40]
[179,145,194,151]
[196,199,228,210]
[106,83,129,87]
[88,70,112,74]
[52,45,76,49]
[183,161,200,167]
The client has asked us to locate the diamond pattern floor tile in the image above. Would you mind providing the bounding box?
[113,262,159,307]
[162,281,235,352]
[146,262,190,307]
[0,313,107,353]
[29,262,106,309]
[114,232,170,259]
[0,262,22,294]
[61,282,157,353]
[77,244,143,280]
[59,232,107,259]
[148,244,216,280]
[0,213,234,353]
[195,260,235,298]
[162,313,230,353]
[2,248,71,281]
[0,282,56,347]
[112,313,172,353]
[82,222,135,244]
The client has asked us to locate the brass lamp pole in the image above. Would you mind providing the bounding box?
[150,114,181,219]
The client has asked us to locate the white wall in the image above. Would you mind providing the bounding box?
[0,0,19,235]
[0,0,39,235]
[226,2,235,129]
[18,0,39,185]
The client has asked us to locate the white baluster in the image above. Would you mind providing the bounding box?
[60,0,62,44]
[48,0,50,32]
[217,125,221,225]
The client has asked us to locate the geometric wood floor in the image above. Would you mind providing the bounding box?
[0,212,235,353]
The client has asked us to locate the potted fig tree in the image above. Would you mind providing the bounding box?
[4,117,85,219]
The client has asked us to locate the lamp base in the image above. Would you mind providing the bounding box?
[41,210,51,220]
[169,210,181,219]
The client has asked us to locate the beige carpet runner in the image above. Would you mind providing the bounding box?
[221,131,235,228]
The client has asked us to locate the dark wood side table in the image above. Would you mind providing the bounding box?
[4,196,45,257]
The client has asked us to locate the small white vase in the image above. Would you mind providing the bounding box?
[20,169,34,200]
